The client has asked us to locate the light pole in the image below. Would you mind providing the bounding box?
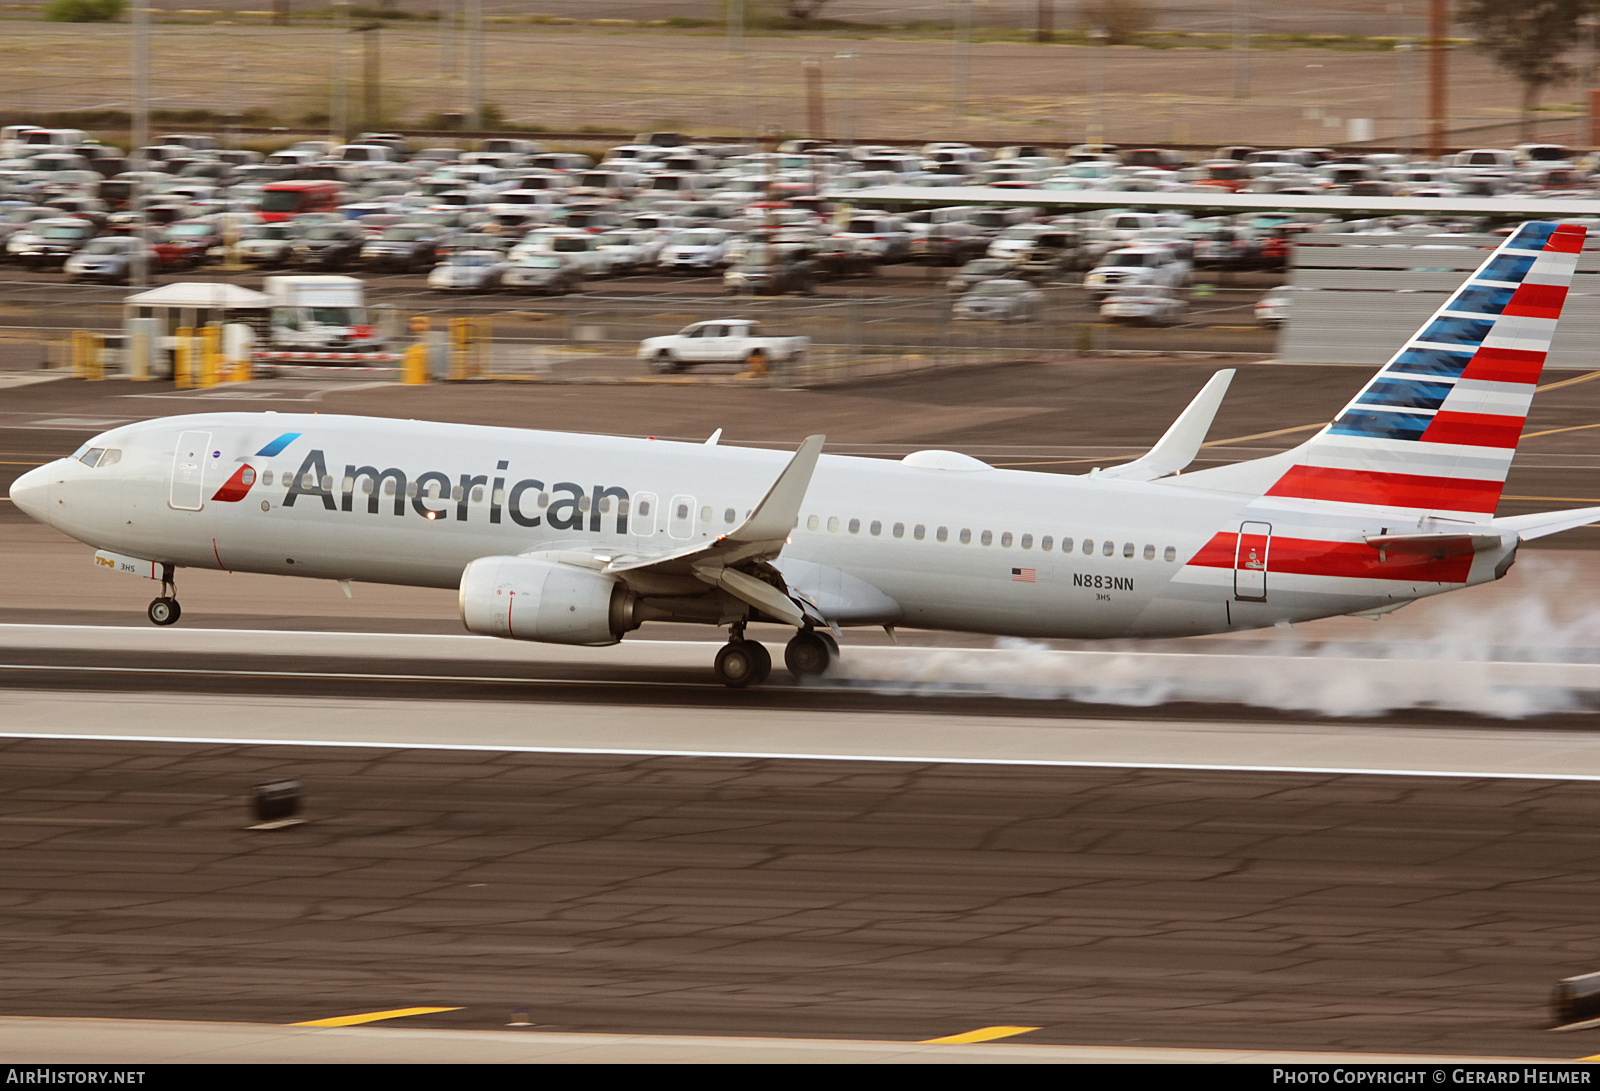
[953,0,972,126]
[1582,14,1599,151]
[1089,25,1108,146]
[130,0,150,288]
[835,51,858,147]
[1395,39,1415,155]
[1232,0,1250,99]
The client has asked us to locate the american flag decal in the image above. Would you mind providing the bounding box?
[1011,567,1036,583]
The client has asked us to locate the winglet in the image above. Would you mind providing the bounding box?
[1095,369,1234,482]
[705,428,722,446]
[728,434,825,543]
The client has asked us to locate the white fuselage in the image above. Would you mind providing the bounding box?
[15,412,1513,640]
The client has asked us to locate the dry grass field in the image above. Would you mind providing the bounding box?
[0,9,1571,149]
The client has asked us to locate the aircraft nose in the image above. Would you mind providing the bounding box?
[8,462,53,525]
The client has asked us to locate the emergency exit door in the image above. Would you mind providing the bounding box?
[1234,521,1271,601]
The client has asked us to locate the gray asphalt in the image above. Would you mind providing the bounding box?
[1,735,1598,1057]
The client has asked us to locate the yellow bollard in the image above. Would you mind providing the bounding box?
[403,343,429,385]
[448,316,468,381]
[70,331,85,378]
[88,334,103,380]
[199,326,222,388]
[173,326,193,389]
[475,315,492,377]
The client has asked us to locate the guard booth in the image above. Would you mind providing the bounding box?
[122,282,271,378]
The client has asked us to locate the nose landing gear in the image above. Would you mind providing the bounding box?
[147,565,181,626]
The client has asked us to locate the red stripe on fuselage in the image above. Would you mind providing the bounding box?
[210,463,257,503]
[1420,411,1524,448]
[1264,465,1502,513]
[1189,532,1474,583]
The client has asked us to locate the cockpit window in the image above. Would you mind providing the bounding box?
[76,447,119,468]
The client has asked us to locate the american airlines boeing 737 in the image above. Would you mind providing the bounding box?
[10,221,1600,687]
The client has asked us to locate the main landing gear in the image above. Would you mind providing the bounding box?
[712,624,839,688]
[147,565,181,626]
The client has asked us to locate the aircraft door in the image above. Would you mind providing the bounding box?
[668,494,695,539]
[168,430,212,511]
[1234,521,1271,601]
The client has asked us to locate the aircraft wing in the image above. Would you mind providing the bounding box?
[1095,369,1233,482]
[600,434,826,627]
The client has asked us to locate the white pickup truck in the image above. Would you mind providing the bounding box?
[638,319,809,374]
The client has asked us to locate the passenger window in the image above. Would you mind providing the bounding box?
[1020,534,1032,549]
[893,522,904,538]
[1042,535,1053,551]
[959,528,972,544]
[724,507,736,524]
[1001,532,1013,547]
[1164,546,1177,562]
[980,530,992,546]
[700,505,712,523]
[538,492,550,508]
[1082,538,1093,554]
[914,524,926,540]
[848,518,860,533]
[472,486,485,503]
[1123,542,1134,558]
[807,514,819,531]
[1103,540,1115,557]
[264,470,275,486]
[638,498,651,516]
[936,526,948,542]
[870,520,882,536]
[827,516,839,532]
[1143,544,1155,560]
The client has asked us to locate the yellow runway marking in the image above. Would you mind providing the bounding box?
[1202,422,1323,447]
[293,1007,462,1028]
[1537,369,1600,392]
[922,1026,1039,1045]
[1522,422,1600,440]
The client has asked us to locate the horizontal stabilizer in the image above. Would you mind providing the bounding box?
[1364,532,1504,559]
[1491,506,1600,541]
[1095,369,1234,482]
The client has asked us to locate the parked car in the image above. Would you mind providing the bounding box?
[1255,285,1310,327]
[638,318,809,374]
[237,222,301,267]
[946,257,1017,294]
[953,279,1043,322]
[724,249,818,296]
[10,216,95,267]
[361,223,443,273]
[63,236,156,283]
[501,253,583,295]
[427,249,508,291]
[291,223,367,269]
[1100,285,1186,326]
[1083,246,1191,298]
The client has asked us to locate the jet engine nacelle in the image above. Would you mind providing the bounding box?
[459,555,641,646]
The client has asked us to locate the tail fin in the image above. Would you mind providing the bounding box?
[1172,221,1586,521]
